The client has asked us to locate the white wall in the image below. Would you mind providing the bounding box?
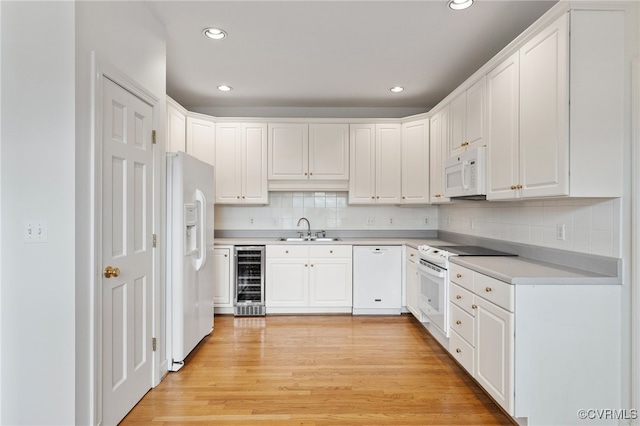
[1,2,76,424]
[215,192,438,231]
[75,2,166,424]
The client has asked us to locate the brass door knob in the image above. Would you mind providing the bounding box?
[104,266,120,278]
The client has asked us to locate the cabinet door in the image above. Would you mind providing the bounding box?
[309,124,349,180]
[449,92,466,156]
[186,115,215,166]
[487,52,520,201]
[309,258,352,307]
[405,261,420,320]
[213,247,232,306]
[375,123,402,204]
[475,296,514,415]
[242,123,268,204]
[466,77,486,149]
[167,99,186,153]
[215,123,242,204]
[268,123,309,180]
[265,259,308,307]
[401,119,429,204]
[429,108,451,203]
[349,124,376,204]
[519,14,569,198]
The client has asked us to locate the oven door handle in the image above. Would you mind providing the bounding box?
[417,262,445,278]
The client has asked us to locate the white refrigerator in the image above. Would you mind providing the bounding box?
[166,152,215,371]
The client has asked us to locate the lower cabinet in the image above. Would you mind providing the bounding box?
[448,263,621,426]
[213,245,234,314]
[405,246,421,320]
[266,244,352,313]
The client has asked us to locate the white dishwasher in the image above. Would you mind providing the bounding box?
[352,246,402,315]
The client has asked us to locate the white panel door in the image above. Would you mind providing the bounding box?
[102,78,153,425]
[376,123,402,204]
[487,52,520,200]
[242,123,268,204]
[519,14,569,198]
[166,99,186,153]
[401,119,429,204]
[213,247,232,306]
[348,124,376,204]
[309,259,352,307]
[215,123,242,204]
[268,123,308,179]
[186,115,215,166]
[309,124,349,180]
[429,108,451,203]
[449,92,466,156]
[265,260,308,307]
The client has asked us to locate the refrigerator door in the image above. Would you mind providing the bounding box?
[167,152,215,370]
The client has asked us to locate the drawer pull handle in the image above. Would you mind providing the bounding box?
[485,287,492,293]
[286,250,289,254]
[456,348,462,353]
[456,320,461,325]
[330,250,333,254]
[472,304,477,310]
[456,274,462,278]
[456,295,462,300]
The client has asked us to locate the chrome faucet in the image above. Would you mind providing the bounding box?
[296,217,311,239]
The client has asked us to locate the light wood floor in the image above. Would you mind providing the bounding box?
[121,314,513,425]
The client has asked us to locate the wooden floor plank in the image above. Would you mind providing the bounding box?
[121,314,513,425]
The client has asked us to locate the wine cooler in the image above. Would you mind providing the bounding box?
[234,246,266,316]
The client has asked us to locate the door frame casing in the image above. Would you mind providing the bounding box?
[90,53,161,425]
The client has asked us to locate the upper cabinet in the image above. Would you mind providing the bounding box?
[449,77,486,157]
[267,123,349,190]
[349,123,402,204]
[215,122,268,204]
[487,10,623,200]
[429,108,451,204]
[401,118,430,204]
[167,97,187,153]
[186,114,215,167]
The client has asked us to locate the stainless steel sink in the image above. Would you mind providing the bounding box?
[277,237,340,242]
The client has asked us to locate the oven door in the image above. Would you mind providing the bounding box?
[417,260,448,337]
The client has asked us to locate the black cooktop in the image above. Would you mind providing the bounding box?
[437,245,517,257]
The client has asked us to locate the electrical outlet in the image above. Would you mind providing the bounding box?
[470,219,474,230]
[272,218,280,227]
[366,217,375,226]
[557,224,566,241]
[447,217,452,227]
[249,218,254,225]
[24,220,48,243]
[424,218,429,224]
[389,218,394,225]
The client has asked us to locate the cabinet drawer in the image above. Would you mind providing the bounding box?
[449,282,475,315]
[406,246,419,264]
[474,273,513,312]
[309,245,352,258]
[449,330,474,376]
[449,302,474,346]
[450,263,474,291]
[267,245,309,258]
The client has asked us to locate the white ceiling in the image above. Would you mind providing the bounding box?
[148,0,557,117]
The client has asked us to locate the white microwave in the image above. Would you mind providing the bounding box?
[444,146,486,199]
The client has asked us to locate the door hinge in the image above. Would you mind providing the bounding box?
[152,337,157,352]
[151,130,157,144]
[152,234,157,248]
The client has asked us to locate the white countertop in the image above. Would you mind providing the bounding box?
[214,237,621,285]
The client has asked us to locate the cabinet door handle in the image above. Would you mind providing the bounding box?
[224,254,228,258]
[305,264,308,267]
[330,250,333,254]
[456,295,462,300]
[285,250,289,254]
[516,184,523,189]
[510,185,517,190]
[311,264,314,267]
[472,304,477,310]
[461,141,469,147]
[456,348,462,353]
[456,273,462,278]
[456,320,461,325]
[485,287,492,293]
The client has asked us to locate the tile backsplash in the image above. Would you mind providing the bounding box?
[439,198,621,257]
[215,192,439,231]
[215,194,621,257]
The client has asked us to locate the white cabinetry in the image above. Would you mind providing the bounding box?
[448,262,621,425]
[401,119,429,204]
[267,123,349,190]
[487,10,623,200]
[428,109,451,203]
[349,124,401,204]
[266,245,352,314]
[213,245,234,314]
[167,97,187,153]
[404,246,421,320]
[449,77,485,157]
[215,122,268,204]
[186,114,215,166]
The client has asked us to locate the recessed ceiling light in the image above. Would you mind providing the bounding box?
[217,85,233,92]
[448,0,474,10]
[202,27,227,40]
[390,86,404,93]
